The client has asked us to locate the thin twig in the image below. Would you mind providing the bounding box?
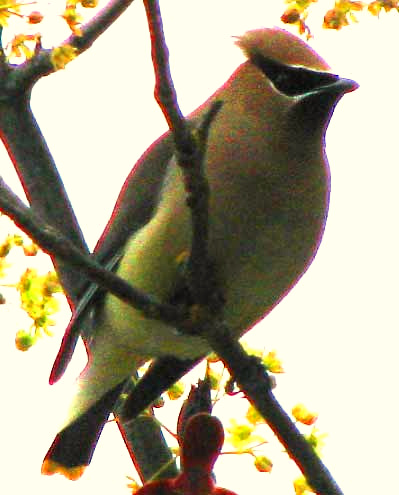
[143,0,223,306]
[143,0,192,149]
[6,0,136,93]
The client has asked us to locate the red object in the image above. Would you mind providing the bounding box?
[134,414,238,495]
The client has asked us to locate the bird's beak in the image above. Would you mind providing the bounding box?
[319,76,359,96]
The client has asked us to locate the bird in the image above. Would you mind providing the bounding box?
[42,27,358,480]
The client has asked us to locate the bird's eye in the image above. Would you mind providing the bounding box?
[251,51,339,97]
[272,71,292,90]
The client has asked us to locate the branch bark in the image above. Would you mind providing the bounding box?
[0,94,87,301]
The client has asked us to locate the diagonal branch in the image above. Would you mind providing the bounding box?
[0,175,184,326]
[0,95,87,301]
[202,320,344,495]
[6,0,137,92]
[0,2,137,298]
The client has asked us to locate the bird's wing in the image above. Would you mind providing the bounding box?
[49,130,175,384]
[93,130,175,263]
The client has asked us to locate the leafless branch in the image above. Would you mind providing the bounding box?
[6,0,136,92]
[143,0,224,307]
[0,175,184,326]
[202,320,344,495]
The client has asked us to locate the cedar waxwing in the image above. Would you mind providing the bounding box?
[42,27,358,479]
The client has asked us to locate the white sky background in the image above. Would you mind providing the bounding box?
[0,1,398,494]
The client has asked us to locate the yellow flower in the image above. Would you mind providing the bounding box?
[16,269,61,345]
[245,405,263,425]
[50,44,77,70]
[0,0,21,27]
[293,476,315,495]
[62,6,82,36]
[226,420,264,451]
[15,329,36,351]
[305,427,327,456]
[292,403,318,425]
[254,455,273,473]
[8,33,40,60]
[81,0,98,7]
[263,350,284,373]
[167,381,185,400]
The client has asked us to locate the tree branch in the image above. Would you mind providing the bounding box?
[6,0,136,92]
[0,175,185,326]
[143,0,192,150]
[143,0,223,308]
[0,94,87,301]
[202,321,344,495]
